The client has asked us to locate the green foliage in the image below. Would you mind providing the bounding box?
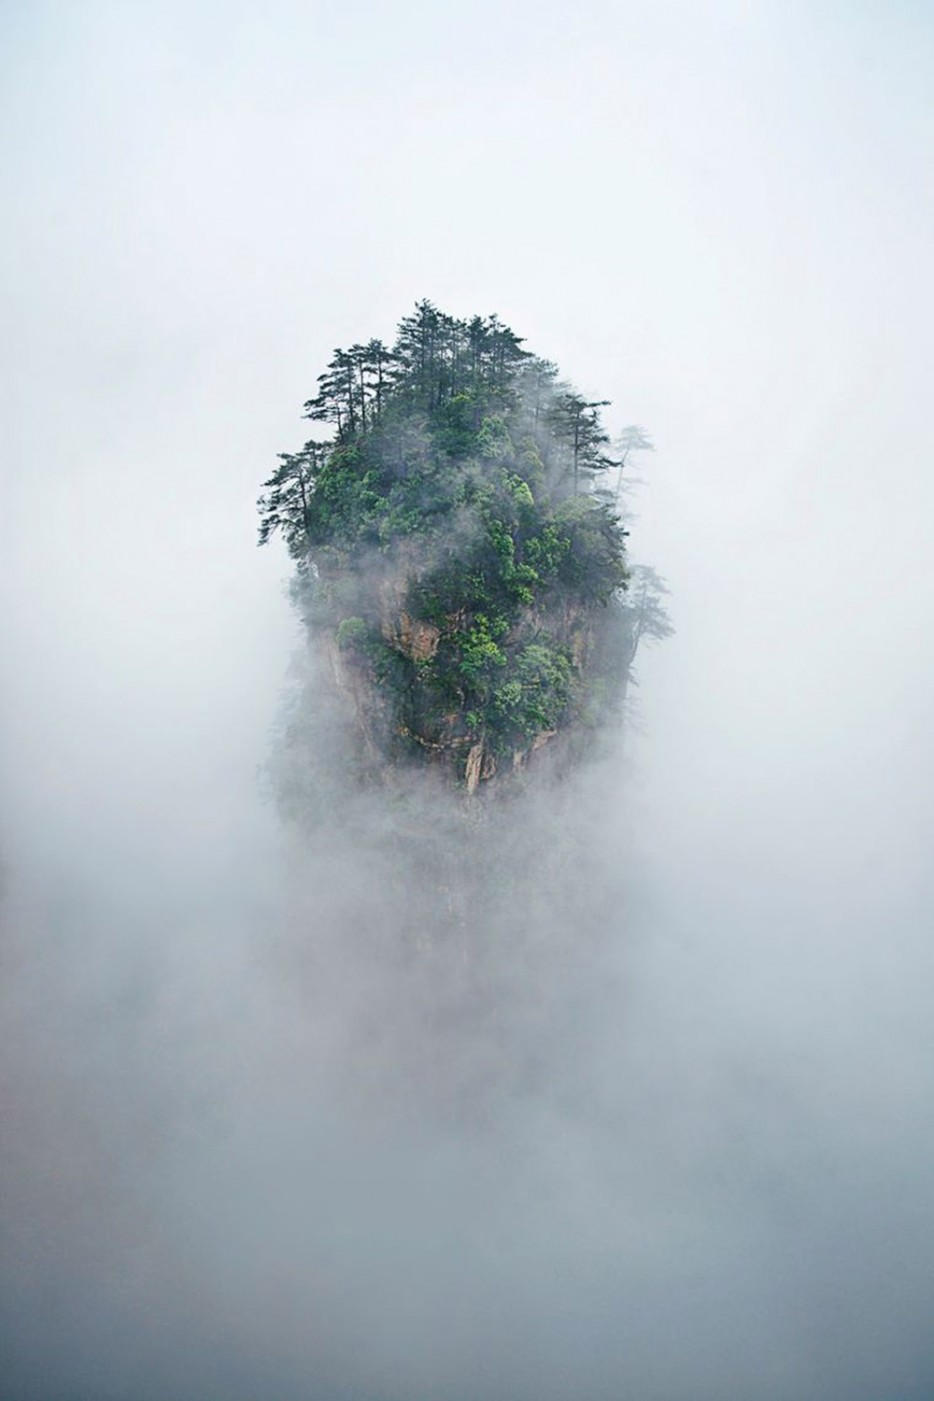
[259,302,658,785]
[525,523,570,583]
[457,614,507,684]
[490,643,574,746]
[552,496,628,602]
[336,616,369,651]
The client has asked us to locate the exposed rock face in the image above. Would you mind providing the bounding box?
[324,635,387,771]
[323,585,614,797]
[464,741,484,795]
[385,612,441,662]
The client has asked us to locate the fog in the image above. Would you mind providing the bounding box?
[3,3,934,1398]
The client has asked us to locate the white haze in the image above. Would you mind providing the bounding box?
[2,2,933,1398]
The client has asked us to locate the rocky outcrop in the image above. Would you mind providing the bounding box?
[384,611,440,662]
[321,581,612,798]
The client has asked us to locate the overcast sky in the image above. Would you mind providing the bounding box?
[2,4,934,1399]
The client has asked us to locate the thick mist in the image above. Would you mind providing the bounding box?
[3,4,934,1399]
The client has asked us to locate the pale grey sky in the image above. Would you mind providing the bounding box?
[2,4,933,1398]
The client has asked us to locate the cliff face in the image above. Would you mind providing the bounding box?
[323,579,615,795]
[260,303,643,801]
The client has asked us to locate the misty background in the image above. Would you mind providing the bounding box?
[2,3,933,1398]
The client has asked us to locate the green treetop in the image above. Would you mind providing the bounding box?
[259,302,659,790]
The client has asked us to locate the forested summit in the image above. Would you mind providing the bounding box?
[259,301,667,793]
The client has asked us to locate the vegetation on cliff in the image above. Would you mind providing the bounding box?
[259,301,666,791]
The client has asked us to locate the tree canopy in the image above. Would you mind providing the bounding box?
[259,301,661,790]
